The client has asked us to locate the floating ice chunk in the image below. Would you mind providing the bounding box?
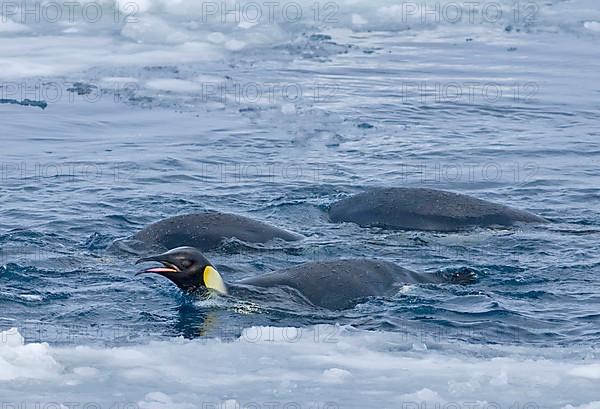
[562,402,600,409]
[72,366,99,377]
[239,21,258,29]
[490,369,509,386]
[447,378,481,395]
[0,19,29,33]
[0,328,62,381]
[0,327,23,347]
[322,367,352,383]
[584,21,600,32]
[225,39,247,51]
[139,391,195,409]
[0,326,599,405]
[145,392,172,403]
[223,400,240,409]
[121,15,190,44]
[281,103,297,114]
[568,364,600,379]
[241,326,304,343]
[208,32,226,43]
[352,14,368,26]
[399,388,445,404]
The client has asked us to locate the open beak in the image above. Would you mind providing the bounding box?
[135,254,181,276]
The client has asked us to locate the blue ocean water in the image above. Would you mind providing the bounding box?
[1,1,600,351]
[1,2,600,396]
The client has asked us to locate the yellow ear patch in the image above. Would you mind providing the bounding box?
[203,265,228,295]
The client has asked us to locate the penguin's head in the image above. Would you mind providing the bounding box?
[135,246,228,295]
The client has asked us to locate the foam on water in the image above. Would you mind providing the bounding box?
[1,326,599,407]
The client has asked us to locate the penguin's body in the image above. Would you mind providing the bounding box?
[136,247,476,310]
[329,188,547,231]
[118,212,303,253]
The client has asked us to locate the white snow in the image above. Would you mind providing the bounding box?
[0,326,598,408]
[1,0,599,80]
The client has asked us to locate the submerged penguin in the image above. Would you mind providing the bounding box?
[136,246,476,310]
[329,187,547,231]
[113,212,303,253]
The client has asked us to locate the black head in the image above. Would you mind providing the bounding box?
[135,246,228,295]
